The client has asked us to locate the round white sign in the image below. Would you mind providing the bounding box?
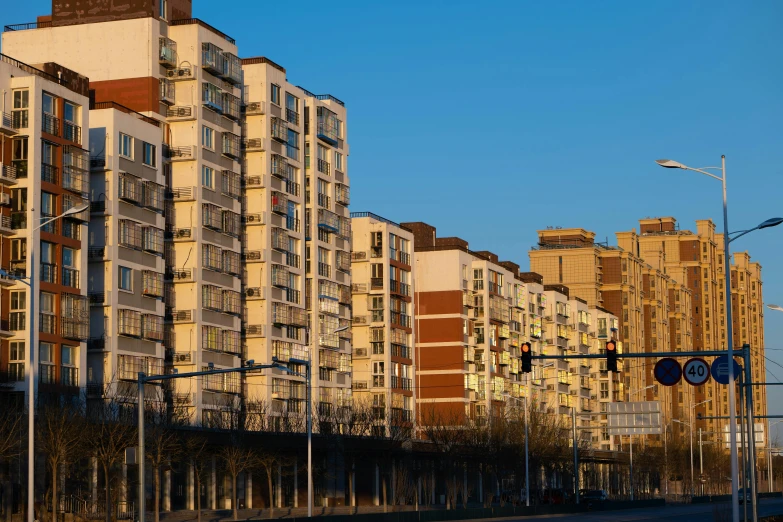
[683,358,710,386]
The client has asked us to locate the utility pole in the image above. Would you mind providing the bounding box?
[699,428,704,496]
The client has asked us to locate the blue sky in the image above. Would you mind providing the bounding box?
[4,0,783,434]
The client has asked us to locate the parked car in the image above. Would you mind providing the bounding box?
[541,489,570,505]
[581,489,608,504]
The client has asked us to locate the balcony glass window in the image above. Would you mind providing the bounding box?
[271,84,281,105]
[222,250,240,276]
[40,293,56,333]
[118,172,140,203]
[201,82,223,112]
[12,90,29,129]
[221,170,240,199]
[119,133,133,159]
[142,226,164,255]
[159,0,166,18]
[119,266,133,291]
[202,244,222,271]
[143,314,164,341]
[9,341,24,381]
[222,210,240,237]
[286,129,299,160]
[202,125,215,149]
[10,291,26,331]
[119,220,143,249]
[142,181,164,212]
[118,309,142,337]
[142,271,163,298]
[12,137,28,178]
[42,93,56,117]
[335,152,343,171]
[142,142,156,168]
[202,166,215,189]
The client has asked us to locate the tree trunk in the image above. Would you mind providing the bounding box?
[154,465,160,522]
[51,459,58,522]
[232,474,238,521]
[196,475,201,522]
[381,472,387,513]
[103,464,111,522]
[266,469,274,519]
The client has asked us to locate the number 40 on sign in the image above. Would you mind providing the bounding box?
[683,358,710,386]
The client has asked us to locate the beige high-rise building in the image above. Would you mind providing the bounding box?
[0,53,91,409]
[350,212,414,434]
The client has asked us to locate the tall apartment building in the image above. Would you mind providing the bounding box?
[403,222,554,426]
[350,212,415,434]
[2,2,352,427]
[638,217,766,436]
[87,103,167,402]
[529,227,695,437]
[0,53,91,408]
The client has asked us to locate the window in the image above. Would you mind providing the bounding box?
[118,309,142,337]
[9,341,24,381]
[202,244,221,271]
[159,0,167,18]
[143,314,164,341]
[11,239,26,262]
[202,82,223,111]
[10,291,26,330]
[271,84,281,105]
[285,93,299,124]
[286,129,299,160]
[119,267,133,291]
[142,271,163,298]
[142,226,164,254]
[119,220,142,249]
[202,166,215,189]
[335,152,343,171]
[63,102,78,124]
[142,142,156,167]
[12,90,29,128]
[40,342,54,364]
[61,345,75,366]
[41,241,55,264]
[202,126,214,149]
[142,181,164,212]
[119,133,133,158]
[12,137,28,177]
[62,247,75,268]
[42,93,56,116]
[40,292,56,333]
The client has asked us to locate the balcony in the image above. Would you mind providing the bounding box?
[171,310,194,322]
[171,186,195,200]
[159,37,178,68]
[243,101,264,115]
[244,174,263,188]
[222,133,241,160]
[318,262,331,278]
[61,267,80,289]
[242,138,264,152]
[243,250,263,262]
[370,278,383,290]
[0,216,14,235]
[160,78,175,105]
[166,105,195,121]
[0,165,17,185]
[40,314,57,334]
[42,113,60,136]
[317,159,331,176]
[317,208,339,233]
[0,112,18,136]
[335,184,350,206]
[336,251,351,272]
[165,145,196,161]
[63,121,81,144]
[62,318,88,341]
[40,263,58,284]
[391,376,412,391]
[389,279,410,297]
[390,312,411,328]
[42,163,58,185]
[271,264,290,288]
[271,117,288,143]
[271,191,288,214]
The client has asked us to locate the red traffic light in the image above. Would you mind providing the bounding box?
[606,340,617,352]
[522,342,531,353]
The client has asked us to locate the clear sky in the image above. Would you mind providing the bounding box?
[3,0,783,437]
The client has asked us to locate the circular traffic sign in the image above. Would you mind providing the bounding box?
[683,358,710,386]
[711,355,741,385]
[654,358,682,386]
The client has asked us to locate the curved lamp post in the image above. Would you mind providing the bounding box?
[656,156,782,522]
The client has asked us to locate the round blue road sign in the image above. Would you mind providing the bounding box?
[654,358,682,386]
[711,355,741,385]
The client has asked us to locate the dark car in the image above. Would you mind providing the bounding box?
[541,489,570,505]
[738,488,754,504]
[581,489,608,504]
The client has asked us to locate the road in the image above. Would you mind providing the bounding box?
[484,498,783,521]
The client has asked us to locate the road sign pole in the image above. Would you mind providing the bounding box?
[743,346,758,522]
[739,372,748,522]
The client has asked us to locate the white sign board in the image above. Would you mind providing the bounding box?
[607,401,662,435]
[723,423,766,448]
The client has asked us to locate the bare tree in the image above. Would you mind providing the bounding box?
[182,435,209,522]
[0,394,24,522]
[38,400,84,522]
[420,407,470,510]
[86,384,138,522]
[144,388,189,522]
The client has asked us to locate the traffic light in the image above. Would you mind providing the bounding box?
[521,342,532,373]
[606,340,618,373]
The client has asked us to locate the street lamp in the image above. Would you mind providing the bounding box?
[624,384,656,501]
[294,324,350,518]
[655,157,783,522]
[767,304,783,313]
[0,203,89,522]
[767,420,783,493]
[137,361,288,522]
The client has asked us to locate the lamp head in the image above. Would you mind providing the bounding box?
[63,204,89,216]
[245,359,255,367]
[767,304,783,312]
[655,159,686,169]
[758,217,783,230]
[334,325,350,333]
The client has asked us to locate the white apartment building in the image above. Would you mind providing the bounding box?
[350,212,415,434]
[87,103,167,403]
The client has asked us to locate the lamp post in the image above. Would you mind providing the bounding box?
[137,362,287,522]
[673,419,694,497]
[0,204,89,522]
[295,324,350,518]
[767,420,783,492]
[656,155,781,522]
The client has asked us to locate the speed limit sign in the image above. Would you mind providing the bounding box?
[683,358,710,386]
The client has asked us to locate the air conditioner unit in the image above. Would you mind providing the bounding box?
[177,229,190,237]
[591,395,597,400]
[247,215,258,222]
[546,384,554,391]
[176,354,189,362]
[247,326,260,334]
[246,288,257,297]
[166,70,177,78]
[178,69,188,77]
[0,193,10,206]
[176,107,188,117]
[176,271,189,279]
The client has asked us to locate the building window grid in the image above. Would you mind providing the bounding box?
[118,309,142,337]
